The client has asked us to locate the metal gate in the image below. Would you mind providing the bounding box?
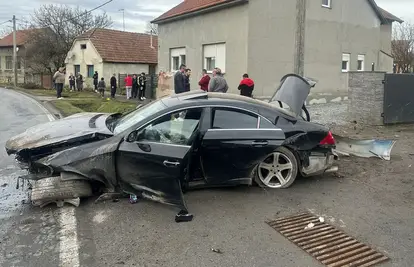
[383,73,414,124]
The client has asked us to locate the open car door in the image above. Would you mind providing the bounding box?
[116,108,204,222]
[269,74,317,118]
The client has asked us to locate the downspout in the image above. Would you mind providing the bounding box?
[294,0,306,76]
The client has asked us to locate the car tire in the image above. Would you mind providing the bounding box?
[255,146,298,189]
[31,176,93,204]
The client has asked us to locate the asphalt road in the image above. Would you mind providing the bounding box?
[0,88,413,267]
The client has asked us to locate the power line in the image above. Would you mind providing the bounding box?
[0,19,11,26]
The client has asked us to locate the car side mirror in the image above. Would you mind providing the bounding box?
[126,130,138,143]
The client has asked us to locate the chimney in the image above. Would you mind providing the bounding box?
[150,29,154,49]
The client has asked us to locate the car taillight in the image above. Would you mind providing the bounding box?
[319,131,335,145]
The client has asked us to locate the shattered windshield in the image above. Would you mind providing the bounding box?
[113,100,168,135]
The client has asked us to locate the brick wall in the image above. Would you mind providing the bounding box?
[348,71,386,126]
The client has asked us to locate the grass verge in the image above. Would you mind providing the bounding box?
[51,98,137,117]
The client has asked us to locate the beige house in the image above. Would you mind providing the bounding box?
[0,29,34,84]
[152,0,402,102]
[65,28,158,88]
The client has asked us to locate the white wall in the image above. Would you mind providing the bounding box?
[65,39,103,88]
[102,63,149,81]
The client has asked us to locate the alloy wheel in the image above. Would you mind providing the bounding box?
[258,152,294,188]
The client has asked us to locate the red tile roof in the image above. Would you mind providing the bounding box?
[152,0,237,23]
[0,28,41,47]
[77,28,158,64]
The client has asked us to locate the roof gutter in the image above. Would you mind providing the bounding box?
[151,0,248,25]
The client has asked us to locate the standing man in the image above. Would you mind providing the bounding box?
[184,68,191,92]
[53,67,66,99]
[68,73,76,91]
[208,68,228,93]
[97,77,106,98]
[238,73,255,97]
[76,73,84,91]
[132,74,139,99]
[93,71,99,92]
[138,72,147,101]
[110,74,117,98]
[198,69,210,91]
[174,64,186,94]
[124,74,133,99]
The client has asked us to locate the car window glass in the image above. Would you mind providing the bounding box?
[113,100,167,135]
[259,117,276,128]
[137,108,202,145]
[213,109,258,129]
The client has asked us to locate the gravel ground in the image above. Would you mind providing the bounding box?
[307,101,349,127]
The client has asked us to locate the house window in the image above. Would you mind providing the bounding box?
[322,0,331,8]
[80,44,87,49]
[87,65,94,77]
[357,55,365,71]
[16,56,21,70]
[206,57,216,72]
[5,56,12,70]
[203,43,226,73]
[170,47,186,71]
[342,53,350,72]
[74,65,80,75]
[180,55,186,65]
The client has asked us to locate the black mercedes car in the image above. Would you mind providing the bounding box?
[5,74,337,222]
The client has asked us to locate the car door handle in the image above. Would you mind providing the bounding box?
[163,160,180,168]
[252,141,268,146]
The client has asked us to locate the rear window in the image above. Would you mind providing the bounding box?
[213,109,258,129]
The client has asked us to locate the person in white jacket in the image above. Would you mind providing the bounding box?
[53,67,66,99]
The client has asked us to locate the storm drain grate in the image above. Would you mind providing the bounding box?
[266,213,389,267]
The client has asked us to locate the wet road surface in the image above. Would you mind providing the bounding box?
[1,88,413,266]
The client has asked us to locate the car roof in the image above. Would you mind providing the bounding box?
[160,90,296,118]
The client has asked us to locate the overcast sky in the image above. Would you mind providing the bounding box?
[0,0,413,34]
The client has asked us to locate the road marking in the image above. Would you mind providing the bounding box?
[23,93,80,267]
[58,207,80,267]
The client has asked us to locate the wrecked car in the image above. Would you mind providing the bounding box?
[5,73,338,222]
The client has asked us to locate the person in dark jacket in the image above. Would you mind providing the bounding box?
[198,69,210,91]
[184,68,191,92]
[69,73,76,91]
[110,74,117,98]
[76,74,83,91]
[93,71,98,92]
[238,73,255,97]
[132,74,139,99]
[97,77,106,97]
[138,72,147,101]
[174,64,186,94]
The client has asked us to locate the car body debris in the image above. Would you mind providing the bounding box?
[333,134,396,160]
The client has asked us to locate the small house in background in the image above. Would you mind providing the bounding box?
[0,28,52,87]
[65,28,158,89]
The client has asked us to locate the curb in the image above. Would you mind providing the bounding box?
[6,88,64,120]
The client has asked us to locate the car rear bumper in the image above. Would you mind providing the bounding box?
[301,152,337,177]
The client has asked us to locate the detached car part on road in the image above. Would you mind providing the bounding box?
[5,74,338,222]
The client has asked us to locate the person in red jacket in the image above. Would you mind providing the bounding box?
[124,74,133,99]
[198,69,210,91]
[238,73,255,97]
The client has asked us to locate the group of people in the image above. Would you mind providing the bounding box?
[173,64,255,97]
[92,71,118,98]
[68,73,85,92]
[123,73,147,101]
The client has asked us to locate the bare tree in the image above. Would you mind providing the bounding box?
[24,4,113,73]
[392,22,414,73]
[145,22,158,35]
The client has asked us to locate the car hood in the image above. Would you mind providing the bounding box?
[269,74,317,117]
[5,112,116,154]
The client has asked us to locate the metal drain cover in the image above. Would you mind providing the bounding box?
[267,213,389,267]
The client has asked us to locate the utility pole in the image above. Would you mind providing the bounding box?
[119,9,125,31]
[294,0,306,76]
[12,15,17,88]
